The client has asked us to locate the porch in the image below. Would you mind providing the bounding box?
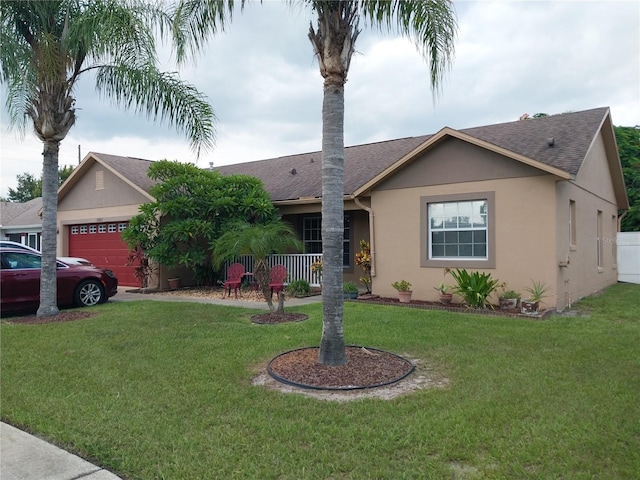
[225,254,323,287]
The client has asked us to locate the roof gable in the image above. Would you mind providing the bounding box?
[58,152,156,203]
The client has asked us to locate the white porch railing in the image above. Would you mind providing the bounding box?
[225,254,323,287]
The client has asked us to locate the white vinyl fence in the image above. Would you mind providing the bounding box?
[225,254,323,287]
[617,232,640,284]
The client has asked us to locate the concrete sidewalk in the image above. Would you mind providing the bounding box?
[1,288,322,480]
[0,422,123,480]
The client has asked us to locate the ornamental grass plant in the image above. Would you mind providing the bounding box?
[2,283,639,479]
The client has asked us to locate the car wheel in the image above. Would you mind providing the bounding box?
[75,280,105,307]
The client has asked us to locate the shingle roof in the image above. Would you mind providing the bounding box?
[216,135,431,201]
[86,107,612,203]
[0,197,43,226]
[91,153,156,194]
[217,107,610,201]
[458,107,608,176]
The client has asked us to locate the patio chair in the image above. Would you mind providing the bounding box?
[268,264,287,299]
[224,263,245,299]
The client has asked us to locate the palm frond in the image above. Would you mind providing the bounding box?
[359,0,457,97]
[95,64,215,157]
[171,0,239,64]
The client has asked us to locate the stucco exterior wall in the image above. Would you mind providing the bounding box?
[56,162,149,257]
[554,133,620,309]
[371,175,558,306]
[58,162,150,211]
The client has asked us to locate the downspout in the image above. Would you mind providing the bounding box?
[354,196,376,277]
[618,210,628,232]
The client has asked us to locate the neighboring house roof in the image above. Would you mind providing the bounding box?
[0,197,43,229]
[58,107,628,210]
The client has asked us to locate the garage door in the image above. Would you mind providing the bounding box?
[68,221,139,287]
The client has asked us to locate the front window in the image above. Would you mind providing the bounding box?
[303,217,322,254]
[429,200,488,259]
[421,192,495,268]
[303,214,351,267]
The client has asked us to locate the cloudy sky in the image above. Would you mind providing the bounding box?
[1,0,639,198]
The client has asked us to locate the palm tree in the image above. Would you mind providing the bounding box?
[0,0,215,316]
[175,0,457,365]
[213,221,303,314]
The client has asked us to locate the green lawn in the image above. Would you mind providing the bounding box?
[2,284,639,479]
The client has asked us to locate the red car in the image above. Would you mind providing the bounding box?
[1,248,118,315]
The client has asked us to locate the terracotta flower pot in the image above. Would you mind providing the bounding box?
[439,293,453,305]
[168,278,181,290]
[397,290,413,303]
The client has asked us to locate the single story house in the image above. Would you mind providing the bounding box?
[0,197,43,250]
[55,107,629,311]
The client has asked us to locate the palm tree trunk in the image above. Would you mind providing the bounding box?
[254,260,276,313]
[275,291,285,315]
[318,78,346,366]
[37,140,60,317]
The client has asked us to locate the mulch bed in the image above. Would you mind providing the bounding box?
[267,346,414,390]
[353,295,527,317]
[251,312,309,324]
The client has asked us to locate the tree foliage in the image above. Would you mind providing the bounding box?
[615,126,640,232]
[5,165,74,202]
[213,220,303,313]
[122,160,278,285]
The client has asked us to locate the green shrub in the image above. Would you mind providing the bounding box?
[343,281,359,293]
[448,268,500,308]
[287,279,311,297]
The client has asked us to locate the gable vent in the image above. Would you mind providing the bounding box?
[95,170,104,190]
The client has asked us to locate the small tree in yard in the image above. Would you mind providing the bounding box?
[213,221,303,314]
[123,160,278,285]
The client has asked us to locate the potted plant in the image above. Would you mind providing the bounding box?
[391,280,412,303]
[498,285,520,310]
[521,280,549,315]
[433,282,453,304]
[343,281,359,299]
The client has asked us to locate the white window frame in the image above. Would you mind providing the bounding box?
[421,192,496,269]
